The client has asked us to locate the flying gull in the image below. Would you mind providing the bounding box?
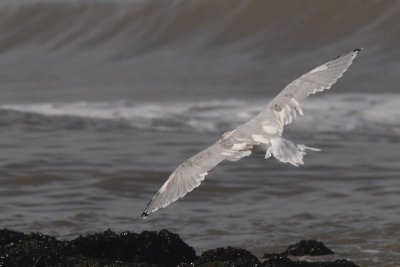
[142,48,361,218]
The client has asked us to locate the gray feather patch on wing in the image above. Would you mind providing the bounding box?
[258,49,361,134]
[142,140,252,217]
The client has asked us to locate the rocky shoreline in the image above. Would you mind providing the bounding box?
[0,228,358,266]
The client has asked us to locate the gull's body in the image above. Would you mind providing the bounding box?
[142,49,361,218]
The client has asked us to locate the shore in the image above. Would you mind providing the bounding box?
[0,228,358,266]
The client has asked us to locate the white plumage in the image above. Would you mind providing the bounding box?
[142,49,361,218]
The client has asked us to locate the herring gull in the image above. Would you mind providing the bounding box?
[142,49,361,217]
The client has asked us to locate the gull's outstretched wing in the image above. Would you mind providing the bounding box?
[142,49,361,217]
[255,49,362,134]
[228,49,361,166]
[142,138,253,217]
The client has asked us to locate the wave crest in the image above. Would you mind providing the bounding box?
[1,94,399,135]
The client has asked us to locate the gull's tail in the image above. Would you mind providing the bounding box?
[269,136,320,167]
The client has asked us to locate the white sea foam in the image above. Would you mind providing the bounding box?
[1,94,399,135]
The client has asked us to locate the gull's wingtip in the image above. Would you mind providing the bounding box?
[141,211,148,219]
[141,201,154,218]
[141,191,160,219]
[332,48,363,60]
[141,200,152,219]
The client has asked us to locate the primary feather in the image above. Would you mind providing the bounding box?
[142,49,361,218]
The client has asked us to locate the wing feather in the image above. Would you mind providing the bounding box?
[141,140,252,217]
[258,49,361,133]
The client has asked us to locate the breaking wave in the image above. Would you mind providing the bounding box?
[1,94,399,135]
[0,0,399,102]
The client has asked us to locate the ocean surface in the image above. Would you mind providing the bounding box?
[0,1,399,266]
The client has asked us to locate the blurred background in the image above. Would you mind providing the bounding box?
[0,0,399,265]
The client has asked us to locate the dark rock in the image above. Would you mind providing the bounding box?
[0,228,196,267]
[0,229,26,246]
[69,229,197,266]
[262,253,295,267]
[262,255,359,267]
[0,233,65,267]
[0,229,359,267]
[286,240,334,256]
[194,246,262,267]
[328,259,359,267]
[262,241,358,267]
[63,255,158,267]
